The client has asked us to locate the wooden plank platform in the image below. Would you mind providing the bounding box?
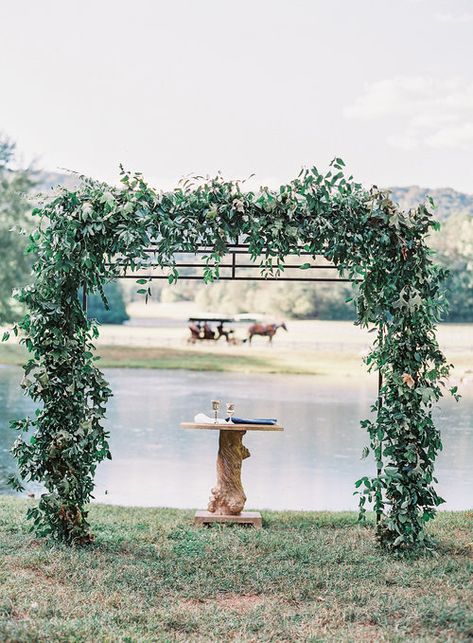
[194,510,262,528]
[181,422,283,432]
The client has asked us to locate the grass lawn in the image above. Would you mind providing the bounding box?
[0,498,472,641]
[3,342,470,379]
[0,342,366,377]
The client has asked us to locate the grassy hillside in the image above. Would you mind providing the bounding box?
[390,185,473,219]
[37,170,81,192]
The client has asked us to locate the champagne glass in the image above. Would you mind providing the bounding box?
[226,402,235,421]
[211,399,221,423]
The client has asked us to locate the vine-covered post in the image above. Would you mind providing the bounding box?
[376,328,383,526]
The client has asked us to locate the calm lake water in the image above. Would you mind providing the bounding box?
[0,365,472,511]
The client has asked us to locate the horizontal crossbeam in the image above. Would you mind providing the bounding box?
[118,275,358,282]
[111,244,357,283]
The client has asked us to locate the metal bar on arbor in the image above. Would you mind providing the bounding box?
[142,245,317,256]
[109,244,355,283]
[117,275,360,282]
[376,327,384,525]
[110,262,340,270]
[82,284,87,313]
[108,243,357,282]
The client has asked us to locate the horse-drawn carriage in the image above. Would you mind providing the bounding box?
[187,315,287,345]
[187,317,238,344]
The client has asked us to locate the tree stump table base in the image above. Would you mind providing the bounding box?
[194,510,262,529]
[181,421,283,529]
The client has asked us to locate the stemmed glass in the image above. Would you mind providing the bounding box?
[211,400,220,424]
[226,402,235,422]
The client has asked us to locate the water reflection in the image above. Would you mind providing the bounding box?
[0,365,471,510]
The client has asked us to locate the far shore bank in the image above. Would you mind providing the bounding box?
[1,318,472,379]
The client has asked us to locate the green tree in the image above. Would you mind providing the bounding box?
[196,279,355,320]
[430,213,473,322]
[87,281,129,324]
[0,138,35,323]
[390,186,473,322]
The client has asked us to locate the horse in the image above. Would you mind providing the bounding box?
[247,322,287,345]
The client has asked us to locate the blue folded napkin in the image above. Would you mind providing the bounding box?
[227,417,277,425]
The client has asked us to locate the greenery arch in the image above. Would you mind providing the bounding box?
[6,159,455,550]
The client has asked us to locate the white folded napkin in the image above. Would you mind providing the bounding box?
[194,412,226,424]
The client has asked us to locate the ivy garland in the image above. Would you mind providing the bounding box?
[5,160,457,549]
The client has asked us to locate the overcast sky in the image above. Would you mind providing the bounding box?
[2,0,472,192]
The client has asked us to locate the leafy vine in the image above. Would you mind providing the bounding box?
[5,160,455,548]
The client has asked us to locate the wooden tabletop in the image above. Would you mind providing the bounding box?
[180,422,284,432]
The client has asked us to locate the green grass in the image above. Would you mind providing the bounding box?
[0,344,25,366]
[97,345,313,373]
[0,343,367,377]
[95,345,365,376]
[0,498,472,641]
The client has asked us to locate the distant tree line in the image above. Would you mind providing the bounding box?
[86,282,129,325]
[431,213,473,322]
[0,138,129,326]
[0,138,35,324]
[193,279,356,320]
